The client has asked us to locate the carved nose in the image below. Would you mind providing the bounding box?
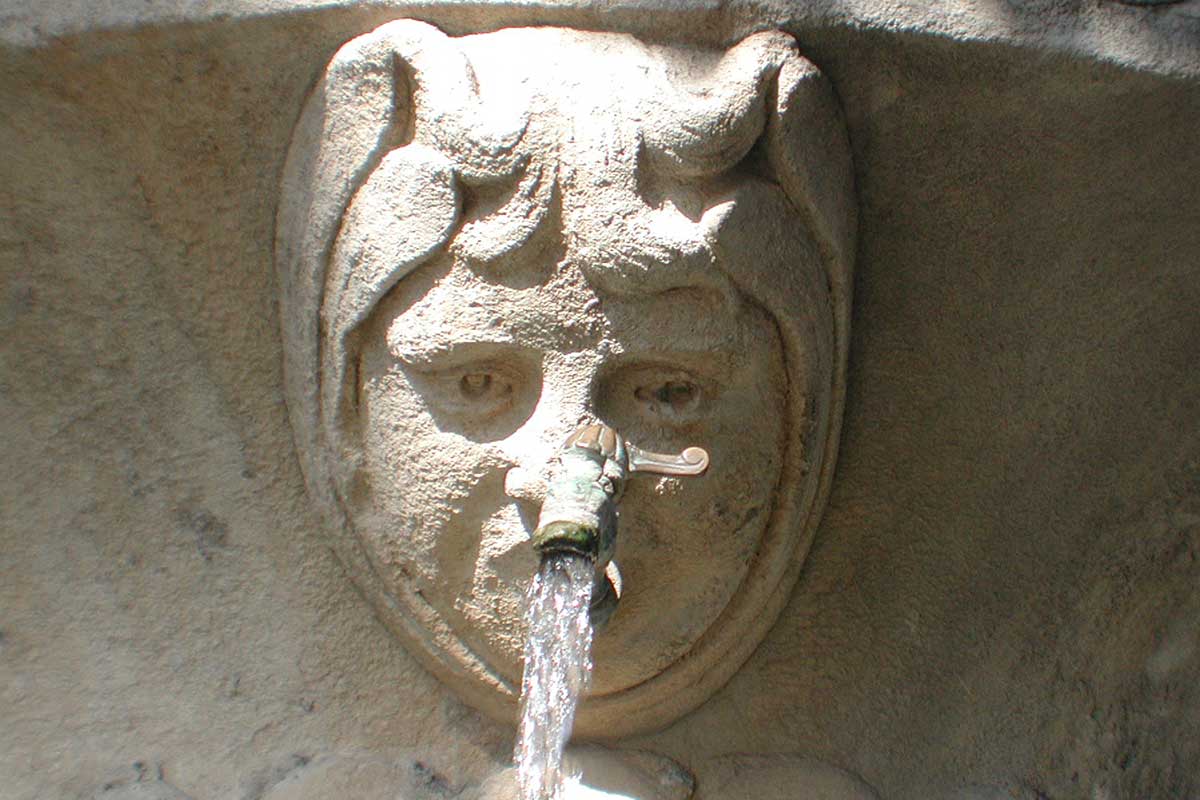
[504,465,549,507]
[500,393,594,509]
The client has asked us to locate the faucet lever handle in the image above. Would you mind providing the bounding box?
[563,423,709,478]
[627,444,710,477]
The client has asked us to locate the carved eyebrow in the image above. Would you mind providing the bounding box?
[389,338,531,369]
[598,314,747,358]
[599,349,736,381]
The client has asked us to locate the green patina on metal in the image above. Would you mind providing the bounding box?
[531,520,601,559]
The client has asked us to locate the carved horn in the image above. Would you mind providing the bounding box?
[276,20,530,511]
[642,31,797,179]
[764,43,857,602]
[767,53,856,307]
[276,20,425,507]
[393,23,530,183]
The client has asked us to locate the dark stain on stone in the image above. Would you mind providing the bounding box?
[94,761,193,799]
[242,753,314,800]
[7,283,34,318]
[176,507,229,561]
[412,760,458,797]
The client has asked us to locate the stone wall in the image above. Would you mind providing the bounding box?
[2,2,1198,798]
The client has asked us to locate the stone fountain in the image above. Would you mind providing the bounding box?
[2,2,1199,798]
[274,20,862,795]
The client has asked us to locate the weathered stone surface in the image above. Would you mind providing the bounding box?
[3,0,1199,82]
[1,1,1198,799]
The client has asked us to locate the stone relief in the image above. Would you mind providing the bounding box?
[275,20,855,740]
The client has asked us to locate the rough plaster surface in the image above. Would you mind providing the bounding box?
[1,1,1198,799]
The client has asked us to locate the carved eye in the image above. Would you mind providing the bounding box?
[386,341,541,442]
[443,367,514,417]
[595,364,718,440]
[622,373,709,428]
[396,358,524,426]
[635,380,701,419]
[460,372,494,399]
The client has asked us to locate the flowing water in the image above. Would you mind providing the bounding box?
[513,552,596,800]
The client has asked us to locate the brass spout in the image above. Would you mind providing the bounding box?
[531,423,710,623]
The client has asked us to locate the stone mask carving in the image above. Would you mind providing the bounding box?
[276,20,855,739]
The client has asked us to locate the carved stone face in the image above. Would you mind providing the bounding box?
[277,20,853,738]
[354,255,786,694]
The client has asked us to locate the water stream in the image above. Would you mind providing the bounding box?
[513,552,597,800]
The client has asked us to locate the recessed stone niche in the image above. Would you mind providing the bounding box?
[1,2,1198,799]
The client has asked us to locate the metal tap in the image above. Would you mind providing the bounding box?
[530,423,710,623]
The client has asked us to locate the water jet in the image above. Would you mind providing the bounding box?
[515,424,709,800]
